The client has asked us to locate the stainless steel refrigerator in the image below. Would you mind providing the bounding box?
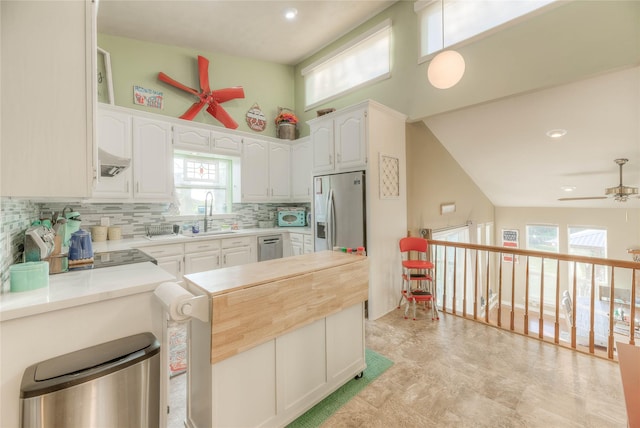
[313,171,366,251]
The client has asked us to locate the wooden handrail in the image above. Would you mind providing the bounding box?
[427,239,640,360]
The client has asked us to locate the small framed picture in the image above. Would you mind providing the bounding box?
[97,47,114,104]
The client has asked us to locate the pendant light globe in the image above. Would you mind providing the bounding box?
[428,50,465,89]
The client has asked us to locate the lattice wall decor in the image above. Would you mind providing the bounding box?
[379,153,400,199]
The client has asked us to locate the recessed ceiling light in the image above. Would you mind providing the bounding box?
[546,129,567,139]
[284,8,298,20]
[561,186,576,192]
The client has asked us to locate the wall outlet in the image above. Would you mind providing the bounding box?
[100,217,110,227]
[269,211,275,220]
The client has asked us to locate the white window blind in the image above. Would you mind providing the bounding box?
[302,19,391,109]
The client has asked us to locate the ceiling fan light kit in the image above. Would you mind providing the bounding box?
[559,158,639,202]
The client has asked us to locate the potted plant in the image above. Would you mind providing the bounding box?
[275,108,298,140]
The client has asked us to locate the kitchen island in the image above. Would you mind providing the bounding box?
[183,250,369,428]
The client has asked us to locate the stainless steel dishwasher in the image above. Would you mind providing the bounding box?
[258,235,283,261]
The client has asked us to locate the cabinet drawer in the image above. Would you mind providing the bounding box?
[185,239,221,254]
[289,233,303,244]
[221,236,252,249]
[303,235,313,246]
[139,243,183,258]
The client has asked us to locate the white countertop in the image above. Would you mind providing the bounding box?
[92,227,312,252]
[0,262,174,321]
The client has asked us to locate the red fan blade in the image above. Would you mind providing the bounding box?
[212,86,245,103]
[158,72,199,96]
[207,102,238,129]
[180,101,207,120]
[198,55,211,94]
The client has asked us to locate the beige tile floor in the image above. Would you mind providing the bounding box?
[169,309,628,427]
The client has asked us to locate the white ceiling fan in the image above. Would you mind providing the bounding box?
[559,158,639,202]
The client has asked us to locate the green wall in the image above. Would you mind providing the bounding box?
[97,34,295,137]
[294,0,640,135]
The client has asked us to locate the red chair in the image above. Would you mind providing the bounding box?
[398,237,439,321]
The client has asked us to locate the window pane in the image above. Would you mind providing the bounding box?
[526,225,559,306]
[418,0,555,57]
[304,22,391,107]
[568,227,607,299]
[173,152,232,215]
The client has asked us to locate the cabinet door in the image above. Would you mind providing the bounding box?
[174,125,210,151]
[326,303,365,383]
[184,250,221,274]
[334,109,367,171]
[310,120,334,174]
[241,138,269,201]
[212,131,242,155]
[222,246,252,267]
[1,0,93,198]
[132,117,173,200]
[303,234,314,254]
[93,109,132,198]
[269,142,291,201]
[156,255,184,282]
[290,233,303,256]
[291,140,312,201]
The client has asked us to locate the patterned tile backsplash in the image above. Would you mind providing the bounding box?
[0,198,308,293]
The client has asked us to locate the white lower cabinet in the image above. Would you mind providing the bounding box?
[140,243,184,282]
[289,232,314,256]
[184,240,221,274]
[221,236,256,267]
[290,233,304,256]
[189,302,365,428]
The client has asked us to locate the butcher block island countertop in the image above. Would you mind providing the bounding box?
[183,251,369,428]
[184,250,369,364]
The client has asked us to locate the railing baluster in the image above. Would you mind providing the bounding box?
[485,250,490,324]
[510,255,515,331]
[463,248,468,318]
[608,267,616,359]
[452,248,458,315]
[554,260,560,344]
[524,256,530,335]
[443,246,448,314]
[498,253,503,328]
[589,264,596,354]
[474,250,479,320]
[571,261,577,349]
[539,257,545,339]
[631,269,637,346]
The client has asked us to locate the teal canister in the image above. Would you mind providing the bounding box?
[10,261,49,292]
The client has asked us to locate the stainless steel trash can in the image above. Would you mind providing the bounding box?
[20,332,160,428]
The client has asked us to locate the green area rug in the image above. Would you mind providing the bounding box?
[286,349,394,428]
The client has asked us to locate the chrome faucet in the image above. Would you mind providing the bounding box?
[204,191,214,232]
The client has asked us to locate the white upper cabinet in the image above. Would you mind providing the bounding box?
[1,0,95,198]
[310,107,367,174]
[211,131,242,155]
[269,142,291,201]
[173,124,242,156]
[173,125,210,152]
[241,138,270,201]
[291,138,312,201]
[93,106,173,202]
[132,117,173,200]
[93,109,132,198]
[241,138,291,202]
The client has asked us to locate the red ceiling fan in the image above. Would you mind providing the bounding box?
[158,55,244,129]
